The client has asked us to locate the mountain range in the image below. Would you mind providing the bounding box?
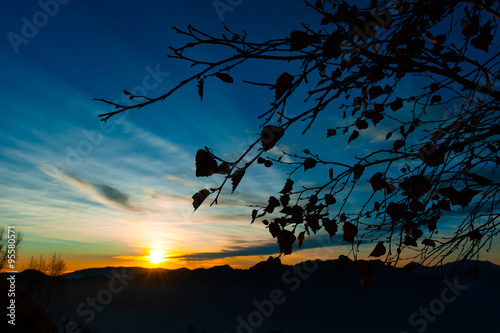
[2,259,499,333]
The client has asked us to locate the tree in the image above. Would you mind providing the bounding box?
[0,226,21,272]
[96,0,500,273]
[24,253,67,326]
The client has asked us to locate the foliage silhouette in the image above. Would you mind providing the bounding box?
[0,227,21,272]
[97,0,500,272]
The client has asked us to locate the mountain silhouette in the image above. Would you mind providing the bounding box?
[3,259,499,333]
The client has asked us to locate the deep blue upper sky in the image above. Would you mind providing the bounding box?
[1,0,499,270]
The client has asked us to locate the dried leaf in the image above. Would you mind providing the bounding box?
[393,140,404,151]
[251,209,258,224]
[343,222,358,243]
[369,241,386,257]
[264,196,281,214]
[324,194,336,205]
[195,149,218,177]
[355,119,369,130]
[197,79,204,102]
[298,231,306,248]
[192,189,210,211]
[231,169,245,193]
[261,125,285,151]
[471,20,494,52]
[390,97,403,111]
[348,130,360,144]
[422,239,436,247]
[280,179,294,194]
[277,230,296,255]
[215,72,234,83]
[353,164,365,180]
[275,72,294,99]
[370,172,388,192]
[323,218,338,238]
[368,85,384,99]
[268,222,281,238]
[304,158,317,171]
[430,95,442,104]
[327,128,337,137]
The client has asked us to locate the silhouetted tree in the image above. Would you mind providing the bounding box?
[0,226,21,272]
[97,0,500,274]
[24,253,67,326]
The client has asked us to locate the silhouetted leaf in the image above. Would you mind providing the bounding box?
[401,175,432,198]
[324,194,336,205]
[277,230,296,255]
[291,205,304,224]
[386,202,406,222]
[197,79,204,101]
[192,189,210,211]
[348,130,359,144]
[323,218,338,238]
[195,149,218,177]
[304,158,317,171]
[462,14,480,37]
[393,140,404,151]
[265,196,281,213]
[327,128,337,137]
[343,222,358,243]
[353,164,365,180]
[280,178,294,194]
[422,239,436,247]
[467,229,482,240]
[430,95,442,104]
[306,214,321,233]
[216,161,231,174]
[370,172,387,192]
[390,97,403,111]
[369,241,386,257]
[275,72,294,99]
[355,119,369,130]
[261,125,285,151]
[257,157,273,168]
[456,189,481,208]
[437,199,451,211]
[289,30,321,50]
[215,72,234,83]
[471,20,494,52]
[298,231,305,248]
[368,86,384,99]
[364,109,384,125]
[268,222,281,238]
[280,194,290,207]
[251,209,258,224]
[231,169,245,193]
[404,236,418,247]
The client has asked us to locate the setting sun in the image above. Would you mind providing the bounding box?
[147,250,166,265]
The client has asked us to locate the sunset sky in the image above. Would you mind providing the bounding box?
[1,0,499,272]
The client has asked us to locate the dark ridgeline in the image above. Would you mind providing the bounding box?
[2,259,499,333]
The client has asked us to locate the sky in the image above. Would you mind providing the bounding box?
[1,0,499,272]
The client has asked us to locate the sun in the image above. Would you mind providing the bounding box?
[147,250,166,265]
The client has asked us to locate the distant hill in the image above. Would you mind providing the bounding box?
[4,259,500,333]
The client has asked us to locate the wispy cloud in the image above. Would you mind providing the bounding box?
[39,164,141,211]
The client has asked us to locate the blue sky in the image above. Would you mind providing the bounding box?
[1,0,499,271]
